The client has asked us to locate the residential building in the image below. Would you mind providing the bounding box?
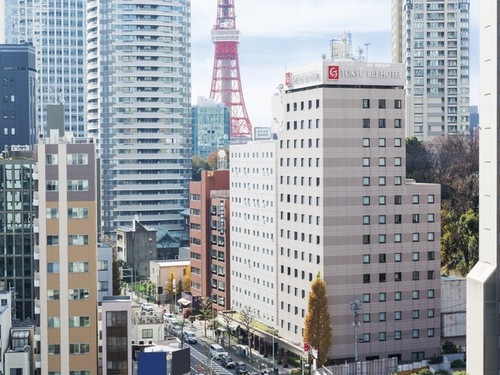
[35,131,98,374]
[276,58,441,362]
[189,170,230,312]
[86,0,192,235]
[0,148,36,321]
[467,2,500,374]
[192,97,230,159]
[229,140,278,327]
[4,0,86,138]
[392,0,470,140]
[100,296,133,375]
[98,244,113,303]
[0,44,37,150]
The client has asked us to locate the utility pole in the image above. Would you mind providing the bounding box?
[350,297,362,365]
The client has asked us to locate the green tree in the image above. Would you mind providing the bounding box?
[441,207,479,276]
[192,155,208,181]
[238,306,256,361]
[112,258,122,296]
[406,137,434,183]
[303,274,332,367]
[207,148,229,170]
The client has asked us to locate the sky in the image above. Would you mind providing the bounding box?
[191,0,480,127]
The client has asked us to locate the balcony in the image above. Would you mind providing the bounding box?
[35,298,40,315]
[32,165,38,180]
[34,272,40,287]
[33,218,39,233]
[33,192,39,206]
[34,327,41,341]
[34,245,40,260]
[35,354,41,368]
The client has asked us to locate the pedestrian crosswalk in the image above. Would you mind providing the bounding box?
[190,345,232,375]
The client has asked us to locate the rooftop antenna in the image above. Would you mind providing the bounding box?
[364,43,372,62]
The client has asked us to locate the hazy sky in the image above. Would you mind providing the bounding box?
[192,0,480,127]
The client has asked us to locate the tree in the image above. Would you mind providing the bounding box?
[406,137,434,183]
[165,267,175,310]
[303,274,332,367]
[239,306,256,361]
[112,258,122,296]
[207,147,229,170]
[220,310,235,347]
[183,266,191,293]
[198,297,213,337]
[192,155,208,181]
[441,207,479,276]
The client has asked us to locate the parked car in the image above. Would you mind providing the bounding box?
[141,303,154,312]
[235,362,248,375]
[221,355,235,368]
[183,331,197,344]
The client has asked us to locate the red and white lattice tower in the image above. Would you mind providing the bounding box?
[210,0,252,139]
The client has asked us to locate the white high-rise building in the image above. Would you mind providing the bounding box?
[392,0,470,141]
[230,140,278,327]
[4,0,87,137]
[86,0,192,235]
[466,1,500,374]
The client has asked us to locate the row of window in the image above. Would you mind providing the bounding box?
[362,99,402,109]
[47,262,89,273]
[362,137,402,147]
[363,270,435,283]
[47,234,89,246]
[362,232,436,244]
[281,157,320,168]
[45,153,89,165]
[285,99,320,112]
[364,213,435,224]
[46,179,89,192]
[362,118,402,128]
[361,328,435,343]
[46,207,89,219]
[364,194,435,205]
[362,290,435,302]
[363,156,402,167]
[284,119,321,131]
[363,309,435,323]
[364,251,435,263]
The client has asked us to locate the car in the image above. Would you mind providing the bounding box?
[141,303,154,312]
[221,355,235,368]
[209,343,228,360]
[261,369,274,375]
[235,362,248,375]
[163,312,174,321]
[183,331,197,344]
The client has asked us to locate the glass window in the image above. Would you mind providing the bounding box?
[363,138,370,147]
[395,99,402,109]
[394,119,402,128]
[378,119,386,128]
[379,292,386,302]
[379,157,386,166]
[413,252,420,261]
[395,330,402,340]
[395,311,402,320]
[363,254,370,264]
[395,253,402,262]
[428,289,435,299]
[427,213,435,222]
[412,195,420,204]
[379,177,386,186]
[394,233,401,242]
[428,194,435,203]
[394,176,402,185]
[363,215,370,225]
[427,309,435,318]
[379,254,386,263]
[363,119,370,128]
[363,333,370,342]
[362,99,370,108]
[428,232,435,241]
[412,329,419,338]
[395,157,402,166]
[379,215,386,224]
[363,294,370,303]
[412,290,420,299]
[379,234,386,244]
[363,196,370,205]
[395,291,402,301]
[363,313,370,323]
[379,196,386,205]
[427,328,435,337]
[363,177,370,186]
[412,233,420,242]
[395,138,402,147]
[379,99,386,109]
[379,312,386,322]
[379,332,386,341]
[363,157,370,166]
[379,138,386,147]
[363,274,370,283]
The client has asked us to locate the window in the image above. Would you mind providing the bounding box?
[363,235,370,244]
[363,157,370,166]
[412,290,420,300]
[68,180,89,191]
[394,119,402,128]
[69,289,90,300]
[394,176,402,185]
[142,329,154,339]
[412,330,419,338]
[412,195,420,204]
[379,292,386,302]
[378,157,386,166]
[395,138,402,147]
[68,208,89,219]
[427,289,435,299]
[379,312,386,322]
[363,119,370,128]
[46,154,58,165]
[363,254,370,264]
[394,99,402,109]
[68,235,88,246]
[379,254,386,263]
[363,313,370,323]
[427,309,435,318]
[428,251,435,260]
[46,208,59,219]
[69,262,89,273]
[379,215,386,224]
[412,309,420,319]
[379,138,386,147]
[48,317,60,328]
[363,215,370,225]
[69,343,90,354]
[98,281,109,291]
[379,273,386,282]
[427,328,435,337]
[363,196,370,205]
[379,99,386,109]
[363,274,371,283]
[394,233,402,242]
[428,271,435,280]
[379,234,386,244]
[378,119,386,128]
[48,344,61,354]
[412,233,420,242]
[395,253,402,262]
[47,236,59,245]
[412,214,420,223]
[48,290,60,301]
[67,154,88,165]
[363,177,370,186]
[395,291,402,301]
[98,261,108,271]
[363,138,370,147]
[363,333,370,342]
[428,232,435,241]
[394,195,402,204]
[363,294,370,303]
[46,180,58,191]
[395,331,402,340]
[428,194,435,203]
[47,263,59,273]
[379,177,386,186]
[395,157,402,166]
[394,272,402,281]
[379,196,386,205]
[412,252,420,261]
[395,311,402,320]
[69,316,90,327]
[427,213,435,222]
[362,99,370,108]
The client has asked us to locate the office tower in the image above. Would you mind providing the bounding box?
[192,97,230,159]
[0,148,36,321]
[4,0,86,138]
[229,140,278,327]
[467,1,500,373]
[392,0,470,140]
[86,0,192,235]
[35,132,98,374]
[189,170,230,311]
[0,44,37,150]
[276,59,441,362]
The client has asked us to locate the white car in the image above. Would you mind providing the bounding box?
[141,303,154,312]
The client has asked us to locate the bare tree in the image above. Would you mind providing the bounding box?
[199,297,213,337]
[220,310,235,347]
[239,306,256,361]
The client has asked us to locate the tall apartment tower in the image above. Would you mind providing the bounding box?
[0,44,37,150]
[392,0,470,141]
[4,0,86,138]
[35,132,98,374]
[189,170,230,311]
[86,0,192,235]
[466,1,500,374]
[277,60,441,362]
[229,141,278,327]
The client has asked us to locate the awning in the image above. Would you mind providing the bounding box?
[177,297,191,306]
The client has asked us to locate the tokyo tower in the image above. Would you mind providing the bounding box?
[210,0,252,139]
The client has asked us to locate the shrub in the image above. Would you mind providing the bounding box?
[428,356,444,364]
[442,341,459,354]
[451,359,466,369]
[452,371,468,375]
[436,370,449,374]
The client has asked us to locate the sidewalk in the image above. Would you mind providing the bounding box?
[189,319,293,374]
